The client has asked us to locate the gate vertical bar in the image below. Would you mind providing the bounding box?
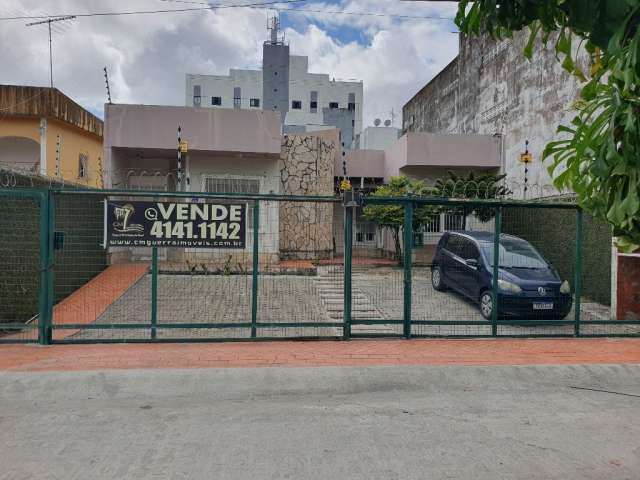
[151,246,158,340]
[45,190,55,344]
[403,200,413,339]
[491,206,502,336]
[37,191,50,345]
[574,208,583,336]
[343,205,353,340]
[251,200,259,338]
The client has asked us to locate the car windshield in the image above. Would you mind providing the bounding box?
[480,237,548,269]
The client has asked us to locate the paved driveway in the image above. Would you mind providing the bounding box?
[62,267,632,341]
[1,364,639,479]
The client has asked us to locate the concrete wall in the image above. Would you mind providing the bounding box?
[403,30,586,197]
[104,104,281,154]
[337,150,386,178]
[263,43,290,121]
[322,107,355,151]
[359,126,400,150]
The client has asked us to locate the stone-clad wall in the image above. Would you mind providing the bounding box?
[279,134,336,259]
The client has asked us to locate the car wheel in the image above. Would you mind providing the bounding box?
[431,265,446,291]
[479,291,493,320]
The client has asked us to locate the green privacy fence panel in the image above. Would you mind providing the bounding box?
[502,206,612,305]
[0,188,636,344]
[0,189,47,344]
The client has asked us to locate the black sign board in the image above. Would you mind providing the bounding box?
[105,200,246,249]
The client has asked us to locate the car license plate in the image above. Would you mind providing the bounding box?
[533,302,554,310]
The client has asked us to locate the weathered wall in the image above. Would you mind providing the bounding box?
[279,134,336,259]
[45,119,104,188]
[403,30,585,197]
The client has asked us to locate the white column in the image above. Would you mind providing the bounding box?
[39,118,47,176]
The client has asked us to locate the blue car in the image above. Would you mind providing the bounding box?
[431,231,573,320]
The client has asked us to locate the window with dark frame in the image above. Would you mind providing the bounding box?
[292,100,302,109]
[78,153,88,179]
[211,96,222,106]
[250,98,260,108]
[233,87,241,109]
[329,102,339,109]
[193,85,201,106]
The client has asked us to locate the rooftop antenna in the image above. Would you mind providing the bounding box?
[103,67,113,104]
[267,14,283,44]
[26,16,76,88]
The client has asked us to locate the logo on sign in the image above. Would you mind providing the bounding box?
[113,204,144,233]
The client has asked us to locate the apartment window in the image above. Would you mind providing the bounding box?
[233,87,241,109]
[310,91,318,113]
[78,153,88,179]
[193,85,201,106]
[250,98,260,108]
[348,92,356,111]
[211,96,222,106]
[291,100,302,109]
[329,102,339,109]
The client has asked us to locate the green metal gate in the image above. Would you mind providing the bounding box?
[0,187,638,344]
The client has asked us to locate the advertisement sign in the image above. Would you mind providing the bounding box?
[105,200,246,249]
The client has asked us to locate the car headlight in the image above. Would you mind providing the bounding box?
[498,279,522,294]
[560,280,571,294]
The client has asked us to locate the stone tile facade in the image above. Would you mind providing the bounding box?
[279,134,336,260]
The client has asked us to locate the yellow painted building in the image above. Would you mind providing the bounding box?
[0,85,104,188]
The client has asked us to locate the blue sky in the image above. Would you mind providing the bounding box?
[0,0,460,125]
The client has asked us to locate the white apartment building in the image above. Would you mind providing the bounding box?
[185,18,363,146]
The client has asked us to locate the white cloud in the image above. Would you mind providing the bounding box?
[0,0,459,127]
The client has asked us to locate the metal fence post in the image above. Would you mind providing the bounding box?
[251,200,260,338]
[574,208,583,336]
[403,200,413,339]
[37,191,51,345]
[151,246,158,340]
[343,205,353,340]
[491,206,502,336]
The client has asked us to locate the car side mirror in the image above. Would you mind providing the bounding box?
[465,258,479,268]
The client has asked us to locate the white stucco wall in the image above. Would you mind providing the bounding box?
[185,55,363,136]
[186,70,263,110]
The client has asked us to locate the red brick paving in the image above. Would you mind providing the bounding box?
[51,264,148,340]
[1,338,639,372]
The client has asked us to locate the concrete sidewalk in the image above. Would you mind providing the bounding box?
[1,338,640,372]
[1,364,639,479]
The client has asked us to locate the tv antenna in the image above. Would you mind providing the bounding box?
[26,16,76,88]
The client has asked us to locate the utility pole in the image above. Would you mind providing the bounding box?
[26,16,76,88]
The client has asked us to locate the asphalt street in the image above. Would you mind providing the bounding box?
[1,364,639,479]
